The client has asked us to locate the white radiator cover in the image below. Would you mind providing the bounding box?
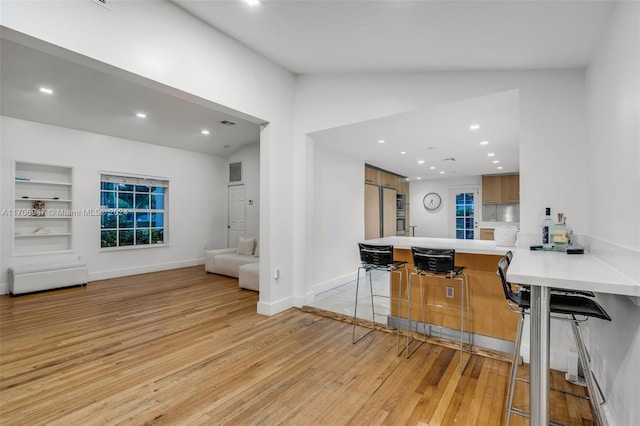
[8,262,88,295]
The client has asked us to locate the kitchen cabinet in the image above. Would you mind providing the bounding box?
[501,174,520,203]
[480,228,495,241]
[482,174,519,204]
[364,166,379,185]
[396,176,409,194]
[365,184,398,238]
[364,184,381,239]
[12,161,73,255]
[379,171,396,189]
[364,165,409,237]
[391,248,518,341]
[482,175,502,204]
[382,187,397,237]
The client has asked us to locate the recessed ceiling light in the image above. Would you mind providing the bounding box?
[429,166,436,170]
[244,0,260,5]
[400,151,406,155]
[469,124,480,130]
[39,87,53,95]
[201,130,210,135]
[378,140,385,144]
[418,160,425,164]
[488,153,495,157]
[497,166,504,170]
[493,160,500,164]
[439,171,445,174]
[417,177,422,180]
[480,140,489,145]
[136,112,147,118]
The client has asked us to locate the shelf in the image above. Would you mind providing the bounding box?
[12,249,74,257]
[13,161,74,255]
[15,233,72,238]
[15,198,72,202]
[15,216,74,219]
[15,179,72,186]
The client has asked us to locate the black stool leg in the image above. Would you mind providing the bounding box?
[353,266,375,344]
[506,311,525,426]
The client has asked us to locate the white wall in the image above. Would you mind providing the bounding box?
[585,3,640,425]
[0,116,228,291]
[1,0,296,315]
[410,176,481,238]
[309,143,363,298]
[227,142,260,243]
[299,70,587,298]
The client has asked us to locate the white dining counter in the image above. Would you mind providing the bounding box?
[363,236,511,256]
[506,248,640,425]
[507,248,640,297]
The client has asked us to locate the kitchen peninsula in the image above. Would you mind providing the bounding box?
[506,249,640,425]
[363,236,515,345]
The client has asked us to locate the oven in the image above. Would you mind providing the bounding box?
[396,217,406,234]
[396,194,405,213]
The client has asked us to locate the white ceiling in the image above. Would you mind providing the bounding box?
[0,33,262,158]
[173,0,614,74]
[1,1,615,176]
[310,90,519,180]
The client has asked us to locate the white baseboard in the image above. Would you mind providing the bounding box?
[89,258,204,281]
[312,271,358,296]
[257,297,294,316]
[298,271,358,307]
[520,343,570,372]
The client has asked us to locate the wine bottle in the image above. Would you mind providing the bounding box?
[542,207,552,249]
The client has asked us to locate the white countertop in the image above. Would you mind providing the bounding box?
[363,236,512,256]
[507,248,640,297]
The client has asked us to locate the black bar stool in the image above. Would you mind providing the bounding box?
[497,256,611,426]
[353,243,416,358]
[411,246,472,372]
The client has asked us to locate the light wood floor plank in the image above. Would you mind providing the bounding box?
[0,266,595,425]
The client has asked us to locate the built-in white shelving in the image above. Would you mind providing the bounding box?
[12,161,73,255]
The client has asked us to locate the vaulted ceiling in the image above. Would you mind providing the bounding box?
[1,1,615,175]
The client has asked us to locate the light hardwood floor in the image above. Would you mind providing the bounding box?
[0,266,594,425]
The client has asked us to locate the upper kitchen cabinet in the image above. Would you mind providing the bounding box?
[396,176,409,195]
[482,174,519,204]
[379,170,396,189]
[501,174,520,203]
[482,175,502,204]
[364,165,379,185]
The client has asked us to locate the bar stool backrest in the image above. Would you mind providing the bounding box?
[358,243,394,267]
[411,247,457,274]
[505,250,513,265]
[497,257,516,301]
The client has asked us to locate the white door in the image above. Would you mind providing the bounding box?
[228,185,245,248]
[448,186,480,240]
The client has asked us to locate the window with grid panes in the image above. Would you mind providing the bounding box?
[455,192,475,240]
[100,174,168,248]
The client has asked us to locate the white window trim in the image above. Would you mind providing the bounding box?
[99,171,169,249]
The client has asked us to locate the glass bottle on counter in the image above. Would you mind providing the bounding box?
[542,207,553,249]
[553,213,570,252]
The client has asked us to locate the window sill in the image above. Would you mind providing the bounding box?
[99,243,169,252]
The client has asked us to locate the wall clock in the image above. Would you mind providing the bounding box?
[423,192,442,211]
